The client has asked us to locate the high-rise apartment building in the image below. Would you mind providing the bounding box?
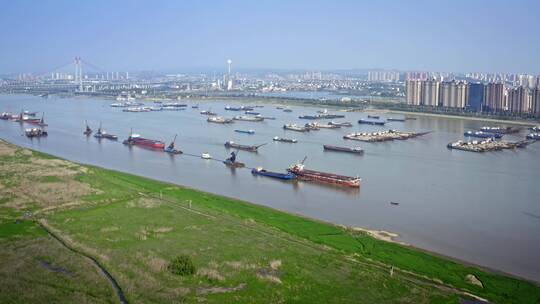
[507,86,528,114]
[483,83,504,112]
[421,79,439,106]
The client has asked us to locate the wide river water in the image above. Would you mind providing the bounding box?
[1,94,539,282]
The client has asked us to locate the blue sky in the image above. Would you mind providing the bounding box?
[0,0,539,74]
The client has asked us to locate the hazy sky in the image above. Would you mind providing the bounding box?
[1,0,539,74]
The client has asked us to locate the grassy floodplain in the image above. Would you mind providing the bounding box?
[0,139,539,303]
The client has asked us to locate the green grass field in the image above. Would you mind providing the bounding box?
[1,140,539,303]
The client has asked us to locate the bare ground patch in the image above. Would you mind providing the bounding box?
[197,283,246,295]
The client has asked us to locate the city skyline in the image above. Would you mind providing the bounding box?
[1,0,540,74]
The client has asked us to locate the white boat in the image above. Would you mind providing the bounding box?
[201,153,212,159]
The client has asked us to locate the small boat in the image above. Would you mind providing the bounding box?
[94,123,118,140]
[235,129,255,135]
[529,126,540,132]
[526,133,540,140]
[0,112,11,120]
[283,108,293,113]
[358,119,386,126]
[224,141,266,152]
[328,121,352,127]
[192,104,199,109]
[164,134,182,154]
[283,124,309,132]
[387,118,406,122]
[83,121,92,135]
[200,110,217,116]
[273,136,297,143]
[390,202,399,206]
[23,110,38,116]
[201,153,212,159]
[323,145,364,154]
[25,128,48,138]
[405,117,417,120]
[251,167,297,180]
[245,111,260,115]
[225,106,242,111]
[367,115,380,119]
[223,151,245,168]
[276,106,284,110]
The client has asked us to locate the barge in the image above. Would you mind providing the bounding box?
[358,118,386,125]
[251,167,296,180]
[387,118,406,122]
[481,126,520,134]
[235,129,255,134]
[233,115,264,122]
[328,121,353,127]
[273,136,297,143]
[207,116,234,124]
[287,159,360,188]
[323,145,364,154]
[464,131,503,139]
[224,141,266,152]
[283,124,309,132]
[447,138,533,152]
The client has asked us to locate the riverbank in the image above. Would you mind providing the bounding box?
[0,139,538,303]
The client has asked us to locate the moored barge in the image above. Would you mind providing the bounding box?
[287,160,360,188]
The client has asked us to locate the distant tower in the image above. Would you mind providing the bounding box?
[226,59,233,90]
[74,57,83,92]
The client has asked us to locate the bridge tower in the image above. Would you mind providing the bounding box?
[74,57,83,92]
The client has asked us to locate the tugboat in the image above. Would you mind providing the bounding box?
[223,151,245,168]
[273,136,297,143]
[94,123,118,140]
[224,141,266,152]
[164,134,182,154]
[83,121,93,135]
[287,157,360,188]
[251,167,297,180]
[25,128,48,138]
[123,129,166,149]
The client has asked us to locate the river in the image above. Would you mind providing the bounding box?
[1,94,539,282]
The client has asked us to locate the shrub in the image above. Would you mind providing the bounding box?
[168,255,196,276]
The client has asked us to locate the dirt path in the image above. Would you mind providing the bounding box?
[37,220,128,304]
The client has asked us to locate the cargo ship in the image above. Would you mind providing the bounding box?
[283,124,309,132]
[323,145,364,154]
[224,141,266,152]
[273,136,297,143]
[123,130,165,149]
[251,167,297,180]
[358,119,386,125]
[464,131,503,139]
[328,121,352,127]
[287,159,360,188]
[299,114,345,120]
